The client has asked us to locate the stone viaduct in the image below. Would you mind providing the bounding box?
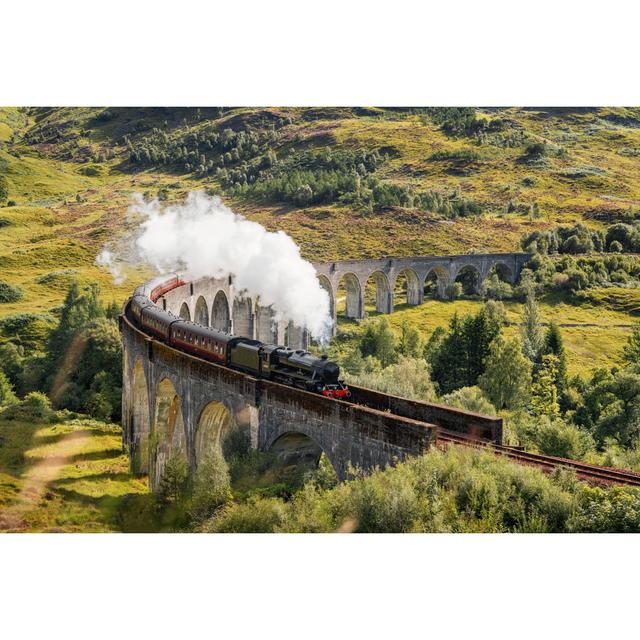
[121,255,512,488]
[122,310,448,488]
[152,252,530,348]
[315,252,531,332]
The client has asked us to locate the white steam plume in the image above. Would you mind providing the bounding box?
[97,192,333,342]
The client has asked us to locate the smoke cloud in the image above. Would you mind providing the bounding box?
[97,192,333,342]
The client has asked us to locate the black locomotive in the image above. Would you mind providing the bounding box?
[127,292,350,399]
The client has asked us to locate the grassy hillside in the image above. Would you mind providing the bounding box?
[0,418,146,532]
[3,107,640,266]
[1,106,639,374]
[333,292,633,376]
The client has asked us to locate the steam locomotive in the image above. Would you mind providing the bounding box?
[127,283,350,399]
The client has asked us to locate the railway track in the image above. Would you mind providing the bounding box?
[437,429,640,487]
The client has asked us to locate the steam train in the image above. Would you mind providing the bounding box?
[126,279,350,399]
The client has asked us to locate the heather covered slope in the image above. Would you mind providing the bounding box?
[1,106,640,373]
[4,106,640,263]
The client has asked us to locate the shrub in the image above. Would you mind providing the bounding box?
[562,234,593,254]
[0,342,23,387]
[606,223,640,252]
[482,274,513,300]
[398,320,422,358]
[340,465,420,532]
[348,356,437,403]
[0,312,56,351]
[187,449,232,523]
[440,386,496,415]
[445,282,463,300]
[202,497,286,533]
[0,371,18,407]
[1,391,54,421]
[278,482,336,532]
[524,142,547,158]
[0,281,23,303]
[569,486,640,533]
[80,164,104,177]
[533,419,594,459]
[192,441,640,533]
[35,270,79,286]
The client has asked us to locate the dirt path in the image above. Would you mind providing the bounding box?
[0,430,90,531]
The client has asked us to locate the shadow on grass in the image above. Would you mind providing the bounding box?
[68,448,124,464]
[32,427,115,447]
[52,486,162,532]
[54,471,135,485]
[24,447,124,467]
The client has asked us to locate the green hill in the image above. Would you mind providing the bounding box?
[2,106,640,363]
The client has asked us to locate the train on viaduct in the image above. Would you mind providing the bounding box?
[121,253,526,488]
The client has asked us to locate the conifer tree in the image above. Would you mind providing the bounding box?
[359,318,398,367]
[430,313,467,394]
[543,322,568,399]
[531,354,561,420]
[462,306,501,385]
[521,290,544,364]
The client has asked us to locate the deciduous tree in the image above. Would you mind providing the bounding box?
[479,335,532,410]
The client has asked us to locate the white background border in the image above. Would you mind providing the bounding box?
[2,1,640,638]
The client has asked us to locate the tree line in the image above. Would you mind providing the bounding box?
[225,147,482,217]
[522,221,640,256]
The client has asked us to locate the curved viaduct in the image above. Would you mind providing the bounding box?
[148,252,530,350]
[315,253,531,332]
[122,307,440,488]
[120,260,507,488]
